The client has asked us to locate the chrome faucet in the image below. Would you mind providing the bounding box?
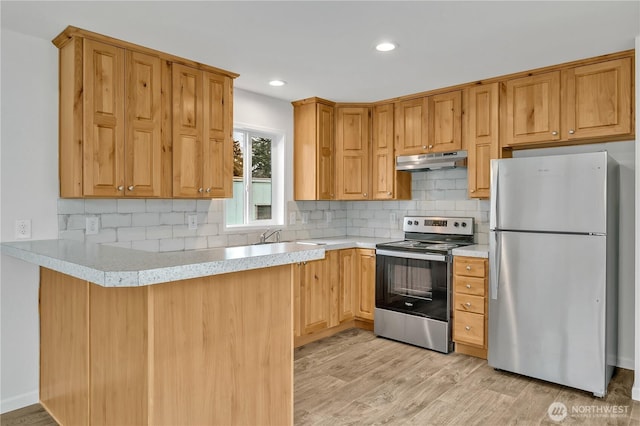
[259,229,281,244]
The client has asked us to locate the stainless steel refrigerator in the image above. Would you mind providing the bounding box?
[488,151,618,397]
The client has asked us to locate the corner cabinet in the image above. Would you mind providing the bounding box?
[53,26,237,199]
[452,256,489,359]
[293,98,336,200]
[172,64,233,198]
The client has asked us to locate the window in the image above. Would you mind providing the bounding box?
[226,127,283,227]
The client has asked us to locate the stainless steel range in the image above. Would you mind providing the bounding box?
[374,216,474,353]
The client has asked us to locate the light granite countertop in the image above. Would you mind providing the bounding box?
[295,236,397,250]
[1,239,326,287]
[451,244,489,259]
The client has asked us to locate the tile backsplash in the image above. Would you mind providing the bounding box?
[58,169,489,251]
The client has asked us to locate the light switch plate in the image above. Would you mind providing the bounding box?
[187,214,198,230]
[86,217,99,235]
[301,212,309,224]
[289,212,296,225]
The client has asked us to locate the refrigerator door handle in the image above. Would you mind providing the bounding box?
[489,231,500,300]
[490,159,499,230]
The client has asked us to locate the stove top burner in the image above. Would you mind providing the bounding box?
[378,239,472,254]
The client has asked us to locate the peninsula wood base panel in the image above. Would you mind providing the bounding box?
[39,266,293,426]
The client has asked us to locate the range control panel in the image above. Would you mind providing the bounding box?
[402,216,474,236]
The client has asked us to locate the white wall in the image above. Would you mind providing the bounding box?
[0,29,59,412]
[632,34,640,401]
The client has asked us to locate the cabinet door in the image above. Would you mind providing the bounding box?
[336,106,370,200]
[172,64,203,198]
[355,249,375,321]
[301,259,330,334]
[338,249,356,323]
[502,71,560,146]
[203,71,232,198]
[317,103,335,200]
[394,97,428,156]
[466,83,499,199]
[83,39,125,197]
[428,90,462,153]
[564,57,632,140]
[125,50,162,197]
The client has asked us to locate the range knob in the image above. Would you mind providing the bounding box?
[454,222,460,227]
[461,222,468,228]
[407,220,413,225]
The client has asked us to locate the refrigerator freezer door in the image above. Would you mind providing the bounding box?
[488,231,608,396]
[492,152,607,234]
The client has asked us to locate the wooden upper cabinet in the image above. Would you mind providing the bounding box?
[172,65,233,198]
[502,71,561,147]
[465,83,500,199]
[293,99,335,200]
[54,26,237,199]
[564,57,632,140]
[372,103,411,200]
[335,106,370,200]
[394,97,428,156]
[428,90,462,153]
[82,39,125,197]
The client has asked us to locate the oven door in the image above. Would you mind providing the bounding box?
[375,249,451,322]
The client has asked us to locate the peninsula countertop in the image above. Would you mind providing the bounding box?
[1,239,326,287]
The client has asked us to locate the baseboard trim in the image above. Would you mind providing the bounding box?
[0,390,38,414]
[616,356,635,370]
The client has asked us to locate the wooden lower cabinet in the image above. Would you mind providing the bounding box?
[452,256,489,359]
[294,248,376,347]
[40,266,293,426]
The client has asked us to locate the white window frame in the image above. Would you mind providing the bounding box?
[225,123,284,230]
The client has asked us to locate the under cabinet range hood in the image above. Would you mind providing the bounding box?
[396,150,468,171]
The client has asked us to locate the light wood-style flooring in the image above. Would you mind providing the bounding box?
[2,328,639,425]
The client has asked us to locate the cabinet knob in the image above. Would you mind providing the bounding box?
[568,129,575,135]
[198,188,204,193]
[206,188,211,193]
[363,193,367,197]
[466,265,471,271]
[387,191,392,196]
[428,145,433,149]
[465,326,471,331]
[470,189,476,193]
[465,302,471,307]
[127,185,134,191]
[466,284,471,289]
[117,185,124,191]
[551,131,558,136]
[422,145,427,149]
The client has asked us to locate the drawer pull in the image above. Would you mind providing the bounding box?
[466,265,471,271]
[465,326,471,331]
[466,284,471,289]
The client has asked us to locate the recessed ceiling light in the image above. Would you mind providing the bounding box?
[269,80,286,87]
[375,42,397,52]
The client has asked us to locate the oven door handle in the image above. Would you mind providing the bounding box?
[375,249,447,262]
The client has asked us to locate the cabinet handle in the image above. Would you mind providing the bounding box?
[466,265,471,271]
[465,326,471,331]
[466,284,471,289]
[198,188,204,193]
[117,185,124,191]
[551,131,558,136]
[568,129,575,135]
[127,185,134,191]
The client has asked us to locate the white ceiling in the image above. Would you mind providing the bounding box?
[2,1,639,103]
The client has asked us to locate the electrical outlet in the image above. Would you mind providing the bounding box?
[389,212,397,228]
[325,211,333,223]
[301,212,310,225]
[15,219,31,239]
[86,217,99,235]
[289,212,296,225]
[187,214,198,230]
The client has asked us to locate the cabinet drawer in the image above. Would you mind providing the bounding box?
[455,293,485,315]
[453,276,485,296]
[454,311,485,347]
[454,258,486,278]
